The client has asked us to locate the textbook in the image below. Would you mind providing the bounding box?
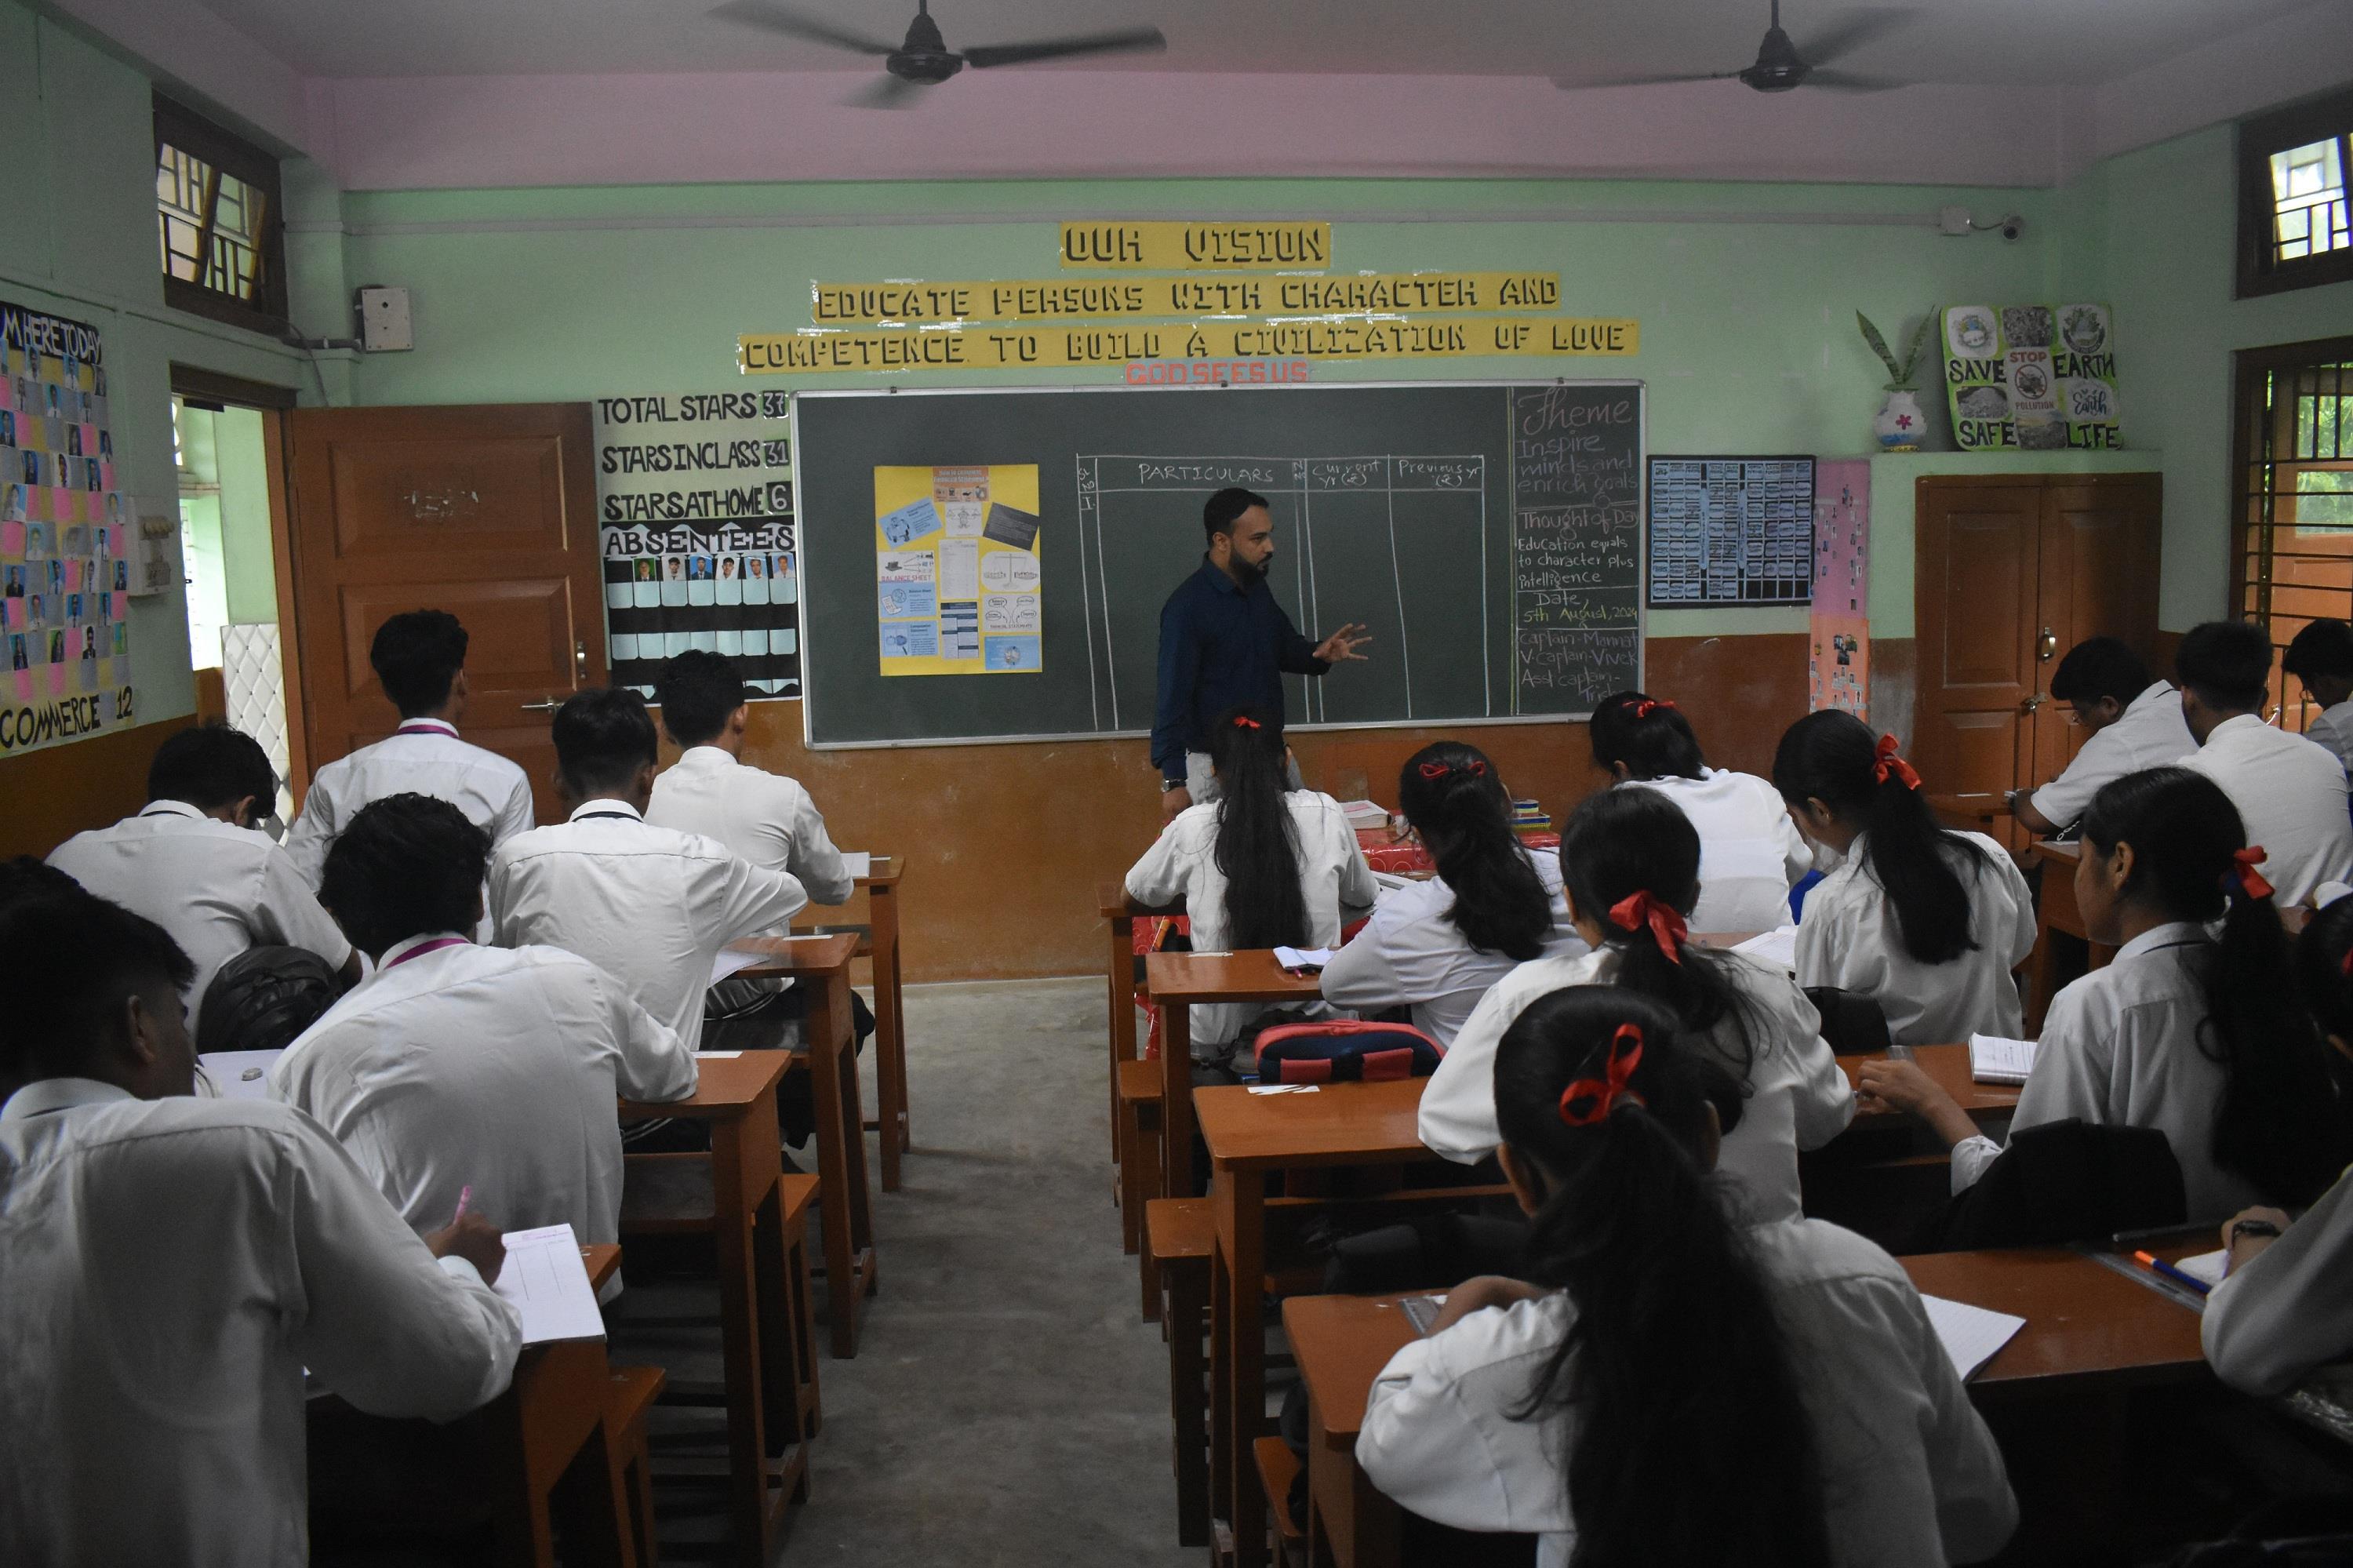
[1730,927,1800,973]
[1920,1293,2025,1382]
[1968,1034,2038,1086]
[1338,799,1391,831]
[1273,945,1333,973]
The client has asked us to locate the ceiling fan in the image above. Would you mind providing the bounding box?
[1553,0,1913,95]
[714,0,1168,107]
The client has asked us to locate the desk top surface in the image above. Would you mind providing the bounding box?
[1196,1078,1433,1169]
[856,855,902,890]
[2033,839,2082,865]
[1844,1042,2021,1123]
[1286,1293,1419,1447]
[1145,948,1325,1004]
[724,932,860,980]
[582,1243,620,1295]
[620,1049,789,1116]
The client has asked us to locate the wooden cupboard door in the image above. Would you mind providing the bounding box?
[2031,475,2164,792]
[282,403,605,822]
[1915,482,2041,838]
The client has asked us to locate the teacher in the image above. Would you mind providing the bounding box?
[1151,486,1372,820]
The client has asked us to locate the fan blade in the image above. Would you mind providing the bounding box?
[1796,7,1911,67]
[1551,69,1743,89]
[1802,67,1904,93]
[846,73,926,107]
[962,27,1168,68]
[709,0,897,56]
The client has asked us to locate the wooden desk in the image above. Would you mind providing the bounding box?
[1286,1293,1417,1568]
[1902,1246,2210,1399]
[1842,1042,2021,1128]
[726,933,879,1359]
[1928,792,2013,833]
[581,1242,620,1296]
[1196,1078,1433,1568]
[1100,882,1184,1163]
[2027,840,2112,1030]
[800,856,911,1191]
[1144,948,1324,1202]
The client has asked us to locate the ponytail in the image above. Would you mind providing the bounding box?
[1558,787,1762,1079]
[1396,741,1551,961]
[2082,768,2344,1206]
[1772,711,1984,964]
[1206,706,1309,950]
[1495,988,1825,1567]
[1588,690,1707,782]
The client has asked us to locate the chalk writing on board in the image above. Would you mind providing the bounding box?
[1508,387,1642,713]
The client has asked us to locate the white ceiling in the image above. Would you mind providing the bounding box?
[187,0,2324,85]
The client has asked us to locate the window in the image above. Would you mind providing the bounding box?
[2238,87,2353,297]
[154,96,288,333]
[2233,336,2353,728]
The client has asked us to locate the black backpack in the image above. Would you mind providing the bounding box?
[198,946,347,1056]
[1937,1117,2187,1250]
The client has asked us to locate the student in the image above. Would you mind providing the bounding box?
[1587,689,1809,932]
[1358,987,2016,1566]
[2177,618,2353,908]
[1318,742,1584,1048]
[48,722,358,1019]
[1421,787,1851,1222]
[647,649,854,906]
[489,687,806,1057]
[285,609,536,886]
[2282,617,2353,772]
[1124,707,1376,1068]
[2200,893,2353,1395]
[1858,767,2344,1222]
[272,794,697,1295]
[1774,713,2036,1045]
[0,885,519,1565]
[2007,637,2196,835]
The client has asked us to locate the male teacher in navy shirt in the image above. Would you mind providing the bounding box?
[1152,486,1372,820]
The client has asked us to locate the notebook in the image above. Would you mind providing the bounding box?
[1920,1293,2026,1382]
[2172,1249,2230,1288]
[1730,927,1800,972]
[494,1224,606,1344]
[1273,946,1333,972]
[1338,799,1391,830]
[1968,1034,2038,1085]
[842,851,873,879]
[711,947,768,987]
[1399,1293,1449,1336]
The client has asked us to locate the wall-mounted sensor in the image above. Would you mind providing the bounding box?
[356,286,414,352]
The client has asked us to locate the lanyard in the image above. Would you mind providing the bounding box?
[575,810,641,822]
[395,722,456,738]
[385,937,469,969]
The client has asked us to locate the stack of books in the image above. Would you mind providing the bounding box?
[1509,799,1551,834]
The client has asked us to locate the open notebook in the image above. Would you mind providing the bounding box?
[1968,1034,2038,1086]
[1920,1294,2026,1381]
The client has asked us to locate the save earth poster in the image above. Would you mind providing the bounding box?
[1941,304,2121,453]
[874,464,1042,677]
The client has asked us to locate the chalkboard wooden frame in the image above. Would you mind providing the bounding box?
[1643,453,1817,608]
[791,379,1638,744]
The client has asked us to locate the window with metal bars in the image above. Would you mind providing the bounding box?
[2235,337,2353,729]
[154,96,287,335]
[2238,86,2353,298]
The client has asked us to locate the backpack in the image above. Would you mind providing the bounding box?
[1251,1019,1443,1085]
[198,946,347,1056]
[1937,1117,2188,1251]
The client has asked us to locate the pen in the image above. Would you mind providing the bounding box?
[453,1185,472,1224]
[2133,1250,2210,1296]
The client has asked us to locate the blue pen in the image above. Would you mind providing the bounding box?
[2133,1250,2210,1296]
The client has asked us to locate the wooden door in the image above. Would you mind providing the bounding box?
[1914,482,2042,826]
[282,404,604,822]
[2031,475,2164,790]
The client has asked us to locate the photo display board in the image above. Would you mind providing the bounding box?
[1645,455,1816,606]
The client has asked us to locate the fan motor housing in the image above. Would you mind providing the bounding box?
[887,49,962,83]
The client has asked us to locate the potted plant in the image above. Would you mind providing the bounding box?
[1857,308,1937,452]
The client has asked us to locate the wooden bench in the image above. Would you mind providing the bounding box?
[1147,1197,1213,1548]
[1253,1435,1307,1565]
[1116,1058,1164,1257]
[605,1363,667,1568]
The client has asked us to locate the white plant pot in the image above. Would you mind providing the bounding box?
[1875,389,1926,452]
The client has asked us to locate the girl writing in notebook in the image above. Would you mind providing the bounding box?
[1318,741,1584,1049]
[1360,986,2016,1567]
[2201,893,2353,1395]
[1860,767,2344,1223]
[1421,788,1852,1222]
[1123,708,1375,1072]
[1588,690,1810,933]
[1773,712,2036,1046]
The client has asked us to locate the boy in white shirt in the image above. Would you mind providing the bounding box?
[274,793,696,1293]
[2177,619,2353,908]
[0,883,519,1566]
[2282,618,2353,773]
[49,722,358,1022]
[285,609,536,886]
[2009,637,2197,835]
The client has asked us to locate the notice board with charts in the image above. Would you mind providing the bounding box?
[1645,455,1816,606]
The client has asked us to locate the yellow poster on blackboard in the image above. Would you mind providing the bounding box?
[875,464,1041,677]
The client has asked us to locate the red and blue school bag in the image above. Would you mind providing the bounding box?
[1251,1020,1444,1085]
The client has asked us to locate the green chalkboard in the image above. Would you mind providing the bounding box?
[792,381,1644,747]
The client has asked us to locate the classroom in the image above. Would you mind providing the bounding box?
[3,0,2353,1563]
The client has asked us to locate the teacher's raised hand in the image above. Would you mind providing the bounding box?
[1315,622,1374,664]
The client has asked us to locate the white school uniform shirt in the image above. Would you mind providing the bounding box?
[1123,790,1378,1050]
[488,799,807,1056]
[1947,922,2268,1221]
[46,799,353,1020]
[0,1078,520,1568]
[270,933,697,1297]
[647,744,856,907]
[1420,945,1853,1222]
[2305,700,2353,775]
[2203,1160,2353,1396]
[2027,681,2198,828]
[1623,769,1813,934]
[1357,1218,2017,1568]
[1795,830,2036,1047]
[1317,853,1587,1049]
[2183,714,2353,908]
[284,718,536,886]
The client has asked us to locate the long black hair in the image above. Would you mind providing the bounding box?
[2083,767,2344,1206]
[1207,705,1307,949]
[1588,690,1707,782]
[1772,711,1985,965]
[1496,987,1826,1568]
[1558,787,1762,1078]
[1396,741,1551,961]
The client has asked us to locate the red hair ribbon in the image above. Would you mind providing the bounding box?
[2228,846,2275,902]
[1232,715,1261,730]
[1871,733,1922,791]
[1559,1024,1647,1127]
[1417,759,1489,780]
[2338,944,2352,980]
[1609,890,1688,965]
[1631,698,1677,719]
